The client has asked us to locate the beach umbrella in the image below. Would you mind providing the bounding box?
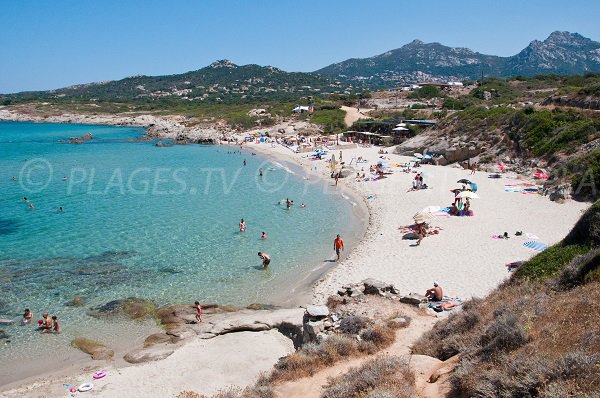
[414,153,423,159]
[413,211,435,224]
[456,191,480,199]
[457,179,471,184]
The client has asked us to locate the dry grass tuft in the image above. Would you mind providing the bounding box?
[269,322,399,383]
[321,355,416,398]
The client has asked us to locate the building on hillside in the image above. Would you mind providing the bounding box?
[293,105,314,113]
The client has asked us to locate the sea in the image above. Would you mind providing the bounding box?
[0,121,362,381]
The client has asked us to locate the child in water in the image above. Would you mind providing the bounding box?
[261,232,267,239]
[52,316,60,334]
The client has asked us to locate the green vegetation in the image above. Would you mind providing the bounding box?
[442,97,472,110]
[308,108,346,133]
[509,108,600,156]
[515,244,589,281]
[407,85,443,99]
[471,78,519,103]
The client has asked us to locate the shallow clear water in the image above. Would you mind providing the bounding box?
[0,122,360,369]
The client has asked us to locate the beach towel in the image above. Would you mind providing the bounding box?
[525,232,540,240]
[523,241,548,251]
[506,261,525,272]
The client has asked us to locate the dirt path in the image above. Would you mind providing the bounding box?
[341,106,369,127]
[273,314,442,398]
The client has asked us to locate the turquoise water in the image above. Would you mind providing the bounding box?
[0,122,359,372]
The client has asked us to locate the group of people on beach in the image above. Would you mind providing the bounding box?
[21,309,60,334]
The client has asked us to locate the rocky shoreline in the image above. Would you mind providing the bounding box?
[0,108,222,144]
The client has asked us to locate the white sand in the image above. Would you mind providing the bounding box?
[1,330,293,398]
[247,143,589,302]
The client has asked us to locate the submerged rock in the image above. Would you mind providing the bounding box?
[88,297,157,320]
[71,337,114,360]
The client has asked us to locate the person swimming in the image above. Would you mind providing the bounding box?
[300,203,306,208]
[261,232,267,239]
[239,218,246,232]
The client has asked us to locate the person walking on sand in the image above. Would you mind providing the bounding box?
[239,218,246,232]
[470,162,477,175]
[258,252,271,268]
[335,172,340,186]
[416,222,428,246]
[333,234,344,261]
[195,301,203,322]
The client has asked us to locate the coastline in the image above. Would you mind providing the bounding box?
[0,117,371,393]
[1,111,592,396]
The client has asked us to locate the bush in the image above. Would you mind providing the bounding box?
[339,316,371,335]
[321,355,415,398]
[478,310,528,360]
[554,248,600,290]
[516,244,589,281]
[359,325,396,349]
[408,86,443,99]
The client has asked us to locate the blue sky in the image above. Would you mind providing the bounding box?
[1,0,598,93]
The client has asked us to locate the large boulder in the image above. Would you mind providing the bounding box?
[144,333,176,347]
[71,338,114,360]
[124,344,175,364]
[399,293,428,306]
[306,305,329,318]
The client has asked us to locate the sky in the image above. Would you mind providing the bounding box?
[1,0,599,93]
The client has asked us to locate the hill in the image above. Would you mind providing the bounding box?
[317,31,600,88]
[3,60,358,104]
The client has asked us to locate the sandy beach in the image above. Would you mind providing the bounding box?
[248,142,588,303]
[0,137,590,398]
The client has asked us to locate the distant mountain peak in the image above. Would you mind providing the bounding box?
[209,60,237,69]
[316,31,600,87]
[406,39,424,46]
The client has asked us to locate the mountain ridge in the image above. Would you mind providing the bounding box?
[3,31,599,99]
[316,31,600,87]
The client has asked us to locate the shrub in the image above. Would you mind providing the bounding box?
[554,248,600,290]
[516,243,589,281]
[359,325,396,349]
[339,316,371,335]
[478,310,528,360]
[321,355,415,398]
[408,85,443,99]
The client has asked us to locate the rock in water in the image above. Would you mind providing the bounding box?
[71,338,114,360]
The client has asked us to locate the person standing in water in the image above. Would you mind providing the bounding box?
[259,167,263,177]
[261,232,267,239]
[258,252,271,268]
[239,218,246,232]
[333,234,344,261]
[243,159,247,166]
